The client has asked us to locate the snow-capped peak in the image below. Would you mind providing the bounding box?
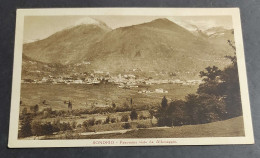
[74,17,102,26]
[167,18,199,32]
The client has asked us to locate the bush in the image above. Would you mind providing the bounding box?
[31,121,55,136]
[30,104,39,114]
[110,118,116,123]
[112,102,116,108]
[77,124,82,128]
[52,119,61,132]
[71,121,77,129]
[130,110,138,120]
[122,123,131,129]
[137,124,148,128]
[121,114,129,122]
[157,116,173,127]
[60,122,72,131]
[104,116,110,124]
[19,114,33,138]
[31,121,42,136]
[139,114,146,120]
[83,118,95,128]
[88,118,95,126]
[95,120,102,125]
[41,122,54,135]
[64,131,80,139]
[22,108,27,115]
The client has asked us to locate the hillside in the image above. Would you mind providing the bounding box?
[23,23,111,64]
[86,18,216,73]
[22,18,235,79]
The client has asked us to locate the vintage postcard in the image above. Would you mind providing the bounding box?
[8,8,254,147]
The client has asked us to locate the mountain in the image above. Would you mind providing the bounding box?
[167,18,199,32]
[22,18,234,79]
[79,18,232,74]
[23,20,111,64]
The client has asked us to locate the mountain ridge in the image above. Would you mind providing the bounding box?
[22,18,234,78]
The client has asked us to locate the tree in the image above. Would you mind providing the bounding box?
[121,114,129,122]
[185,94,200,124]
[68,101,72,111]
[19,115,32,138]
[199,66,222,82]
[219,43,242,118]
[34,104,39,113]
[130,109,138,120]
[71,121,77,129]
[161,96,168,109]
[122,123,131,129]
[110,118,116,123]
[153,40,242,127]
[88,118,95,126]
[52,118,61,132]
[197,66,223,96]
[196,94,226,123]
[149,109,155,125]
[112,102,116,108]
[41,122,54,135]
[130,98,133,106]
[198,39,242,119]
[30,104,39,114]
[105,116,110,124]
[167,100,187,126]
[59,122,72,131]
[31,121,42,136]
[22,107,27,115]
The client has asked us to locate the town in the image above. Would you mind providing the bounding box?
[22,70,202,87]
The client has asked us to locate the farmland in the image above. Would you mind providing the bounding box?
[20,83,198,111]
[19,82,198,138]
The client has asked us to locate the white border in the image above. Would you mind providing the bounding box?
[8,8,254,148]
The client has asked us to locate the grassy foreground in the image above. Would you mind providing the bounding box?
[81,116,245,139]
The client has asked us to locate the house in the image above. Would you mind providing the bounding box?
[155,88,168,93]
[73,80,83,84]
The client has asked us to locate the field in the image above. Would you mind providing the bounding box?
[79,116,245,139]
[19,82,200,139]
[20,83,198,111]
[19,83,245,140]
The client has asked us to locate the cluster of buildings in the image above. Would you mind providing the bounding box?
[22,70,202,87]
[138,88,169,94]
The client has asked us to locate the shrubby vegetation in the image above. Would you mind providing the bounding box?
[19,114,33,138]
[155,41,242,126]
[122,123,131,129]
[121,114,129,122]
[110,118,116,123]
[130,110,138,120]
[18,115,76,138]
[82,118,95,130]
[137,123,148,128]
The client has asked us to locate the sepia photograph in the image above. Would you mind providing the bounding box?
[8,8,254,147]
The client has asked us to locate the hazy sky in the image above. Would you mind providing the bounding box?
[23,15,233,42]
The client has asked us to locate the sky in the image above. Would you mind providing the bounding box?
[23,15,233,43]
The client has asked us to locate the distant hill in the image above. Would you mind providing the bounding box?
[22,18,235,79]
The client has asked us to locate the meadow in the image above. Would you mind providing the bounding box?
[20,83,198,111]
